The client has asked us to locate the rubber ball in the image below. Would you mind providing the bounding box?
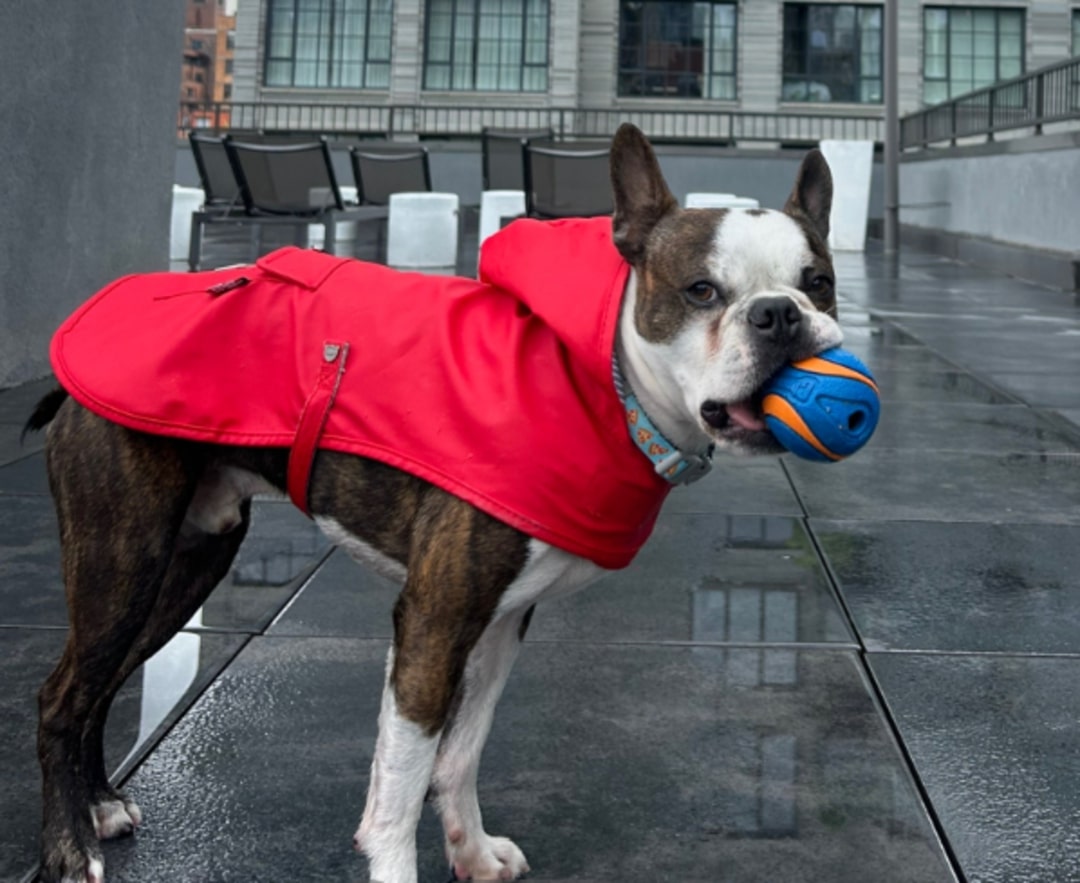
[762,347,880,462]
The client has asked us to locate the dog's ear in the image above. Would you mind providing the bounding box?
[784,149,833,242]
[610,123,678,266]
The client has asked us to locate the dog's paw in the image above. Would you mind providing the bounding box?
[42,849,104,883]
[90,796,142,840]
[63,857,105,883]
[446,832,529,881]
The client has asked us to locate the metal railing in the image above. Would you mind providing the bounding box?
[178,100,883,145]
[901,55,1080,149]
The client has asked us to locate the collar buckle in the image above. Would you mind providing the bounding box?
[654,448,714,485]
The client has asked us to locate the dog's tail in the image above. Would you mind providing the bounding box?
[21,387,69,443]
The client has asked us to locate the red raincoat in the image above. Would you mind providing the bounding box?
[51,217,671,568]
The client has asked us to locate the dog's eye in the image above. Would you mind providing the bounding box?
[684,281,721,307]
[802,271,834,297]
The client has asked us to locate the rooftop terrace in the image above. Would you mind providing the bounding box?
[4,238,1080,882]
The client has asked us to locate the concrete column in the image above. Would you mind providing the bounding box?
[0,0,185,386]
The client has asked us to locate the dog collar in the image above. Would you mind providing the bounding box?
[613,358,713,486]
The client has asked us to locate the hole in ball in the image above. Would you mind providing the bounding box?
[848,410,866,432]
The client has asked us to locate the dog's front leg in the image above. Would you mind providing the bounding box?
[431,610,531,881]
[350,491,533,883]
[356,648,441,883]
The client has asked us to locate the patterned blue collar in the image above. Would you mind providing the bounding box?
[613,358,714,485]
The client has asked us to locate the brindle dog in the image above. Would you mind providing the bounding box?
[31,123,841,883]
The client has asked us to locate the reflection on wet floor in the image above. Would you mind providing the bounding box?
[5,240,1080,882]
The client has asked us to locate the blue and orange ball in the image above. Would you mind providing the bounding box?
[762,348,880,462]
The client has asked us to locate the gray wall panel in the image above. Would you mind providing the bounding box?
[0,1,185,387]
[901,141,1080,255]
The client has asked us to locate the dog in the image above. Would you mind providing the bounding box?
[29,122,841,883]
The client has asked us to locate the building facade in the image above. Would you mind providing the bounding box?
[181,0,238,129]
[231,0,1080,122]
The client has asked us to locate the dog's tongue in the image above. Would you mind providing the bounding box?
[727,401,766,431]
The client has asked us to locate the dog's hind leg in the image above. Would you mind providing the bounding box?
[37,405,202,883]
[80,497,252,842]
[352,490,531,883]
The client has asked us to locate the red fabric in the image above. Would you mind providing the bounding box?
[286,340,349,513]
[50,217,670,568]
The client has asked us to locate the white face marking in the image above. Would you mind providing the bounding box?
[618,209,843,456]
[707,209,817,294]
[700,212,844,403]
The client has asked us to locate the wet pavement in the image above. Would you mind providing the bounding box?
[4,242,1080,882]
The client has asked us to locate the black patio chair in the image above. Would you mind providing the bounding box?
[481,126,554,191]
[349,145,432,206]
[188,131,241,209]
[226,137,353,216]
[521,139,614,219]
[187,136,387,270]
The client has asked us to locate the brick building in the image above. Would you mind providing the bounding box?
[180,0,237,129]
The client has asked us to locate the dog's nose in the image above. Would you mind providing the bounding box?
[748,296,801,343]
[700,400,729,430]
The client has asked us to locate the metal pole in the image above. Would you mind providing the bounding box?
[883,0,900,254]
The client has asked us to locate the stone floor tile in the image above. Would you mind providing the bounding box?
[871,653,1080,883]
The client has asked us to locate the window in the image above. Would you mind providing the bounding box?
[782,4,882,103]
[264,0,393,89]
[923,7,1024,104]
[1073,9,1080,56]
[618,0,736,99]
[424,0,549,91]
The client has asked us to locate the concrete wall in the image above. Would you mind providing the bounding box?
[901,136,1080,256]
[0,2,185,387]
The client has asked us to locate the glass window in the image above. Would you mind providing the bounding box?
[922,6,1024,104]
[782,3,882,103]
[618,0,737,99]
[264,0,393,89]
[424,0,549,92]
